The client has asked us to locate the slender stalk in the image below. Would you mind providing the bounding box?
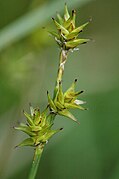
[56,49,68,86]
[54,49,68,98]
[28,144,44,179]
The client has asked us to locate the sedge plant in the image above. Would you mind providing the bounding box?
[15,4,91,179]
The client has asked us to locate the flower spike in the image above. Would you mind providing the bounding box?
[15,105,62,147]
[51,4,90,50]
[47,79,86,123]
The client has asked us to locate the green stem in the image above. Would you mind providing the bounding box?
[28,144,44,179]
[54,49,68,98]
[56,49,68,86]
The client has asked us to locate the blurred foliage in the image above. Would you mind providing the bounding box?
[0,0,119,179]
[0,0,31,28]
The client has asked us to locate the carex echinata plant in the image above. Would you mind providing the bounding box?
[15,4,91,179]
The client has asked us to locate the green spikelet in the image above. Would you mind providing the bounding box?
[15,105,62,147]
[51,4,91,50]
[47,79,86,123]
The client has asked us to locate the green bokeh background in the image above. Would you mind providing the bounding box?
[0,0,119,178]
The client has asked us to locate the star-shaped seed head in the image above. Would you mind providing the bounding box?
[50,4,91,50]
[15,105,62,147]
[47,79,87,124]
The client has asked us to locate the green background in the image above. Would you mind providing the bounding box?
[0,0,119,178]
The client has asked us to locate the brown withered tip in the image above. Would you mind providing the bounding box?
[59,80,62,85]
[85,108,89,110]
[72,9,76,14]
[14,145,18,149]
[80,90,84,94]
[47,104,49,108]
[77,121,80,125]
[74,79,78,82]
[82,41,88,44]
[77,90,84,95]
[60,127,63,130]
[52,17,55,20]
[47,90,49,94]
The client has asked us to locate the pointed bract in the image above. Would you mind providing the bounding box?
[72,10,76,28]
[23,111,34,126]
[47,91,57,112]
[57,13,64,25]
[15,125,36,137]
[56,82,64,105]
[52,18,69,35]
[48,31,60,39]
[65,39,90,49]
[58,109,79,124]
[64,3,70,21]
[16,138,35,147]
